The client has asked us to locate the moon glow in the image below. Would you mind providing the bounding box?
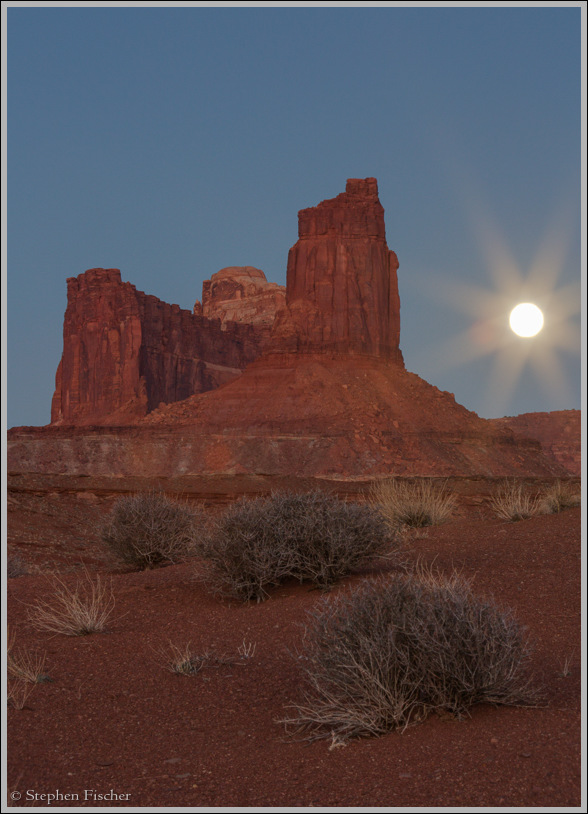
[509,303,544,337]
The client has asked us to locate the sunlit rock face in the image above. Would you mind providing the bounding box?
[195,267,286,329]
[271,178,403,362]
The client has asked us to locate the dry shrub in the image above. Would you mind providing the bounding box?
[28,571,115,636]
[490,480,542,521]
[282,569,537,743]
[165,643,216,676]
[162,640,256,676]
[198,491,400,602]
[101,491,199,569]
[197,496,295,602]
[7,629,49,709]
[540,480,581,514]
[370,478,457,529]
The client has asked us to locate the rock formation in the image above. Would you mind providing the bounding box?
[270,178,402,361]
[489,410,581,475]
[195,266,286,328]
[8,178,577,480]
[51,268,272,425]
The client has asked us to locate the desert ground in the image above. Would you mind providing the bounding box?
[6,476,582,808]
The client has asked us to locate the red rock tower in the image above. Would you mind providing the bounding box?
[271,178,403,363]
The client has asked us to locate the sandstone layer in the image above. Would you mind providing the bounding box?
[489,410,581,475]
[10,353,567,479]
[51,269,272,425]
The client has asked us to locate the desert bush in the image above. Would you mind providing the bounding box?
[7,629,49,709]
[490,480,542,521]
[101,491,199,569]
[28,571,115,636]
[540,480,581,514]
[281,569,537,743]
[370,478,457,529]
[198,490,400,602]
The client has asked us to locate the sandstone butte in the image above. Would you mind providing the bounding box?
[8,178,579,479]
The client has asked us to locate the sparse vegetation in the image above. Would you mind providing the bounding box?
[162,640,256,676]
[101,491,200,569]
[370,478,457,529]
[281,568,537,743]
[540,480,581,514]
[490,480,542,521]
[198,490,400,602]
[7,629,49,710]
[28,571,116,636]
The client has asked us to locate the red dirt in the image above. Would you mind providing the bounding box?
[7,491,582,808]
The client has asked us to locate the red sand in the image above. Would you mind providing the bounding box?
[7,491,581,808]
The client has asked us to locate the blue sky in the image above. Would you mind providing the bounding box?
[5,4,583,427]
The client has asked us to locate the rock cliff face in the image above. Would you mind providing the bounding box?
[51,269,270,425]
[489,411,581,475]
[195,267,286,328]
[270,178,402,362]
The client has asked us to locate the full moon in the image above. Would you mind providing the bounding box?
[509,302,544,337]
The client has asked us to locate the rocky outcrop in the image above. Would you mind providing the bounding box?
[489,410,581,475]
[9,178,577,481]
[51,269,271,425]
[194,267,286,328]
[270,178,402,362]
[12,355,567,478]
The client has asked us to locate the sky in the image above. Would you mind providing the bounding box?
[4,2,584,428]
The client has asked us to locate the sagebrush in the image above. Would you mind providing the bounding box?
[198,490,401,602]
[281,569,538,743]
[101,491,199,569]
[370,478,457,528]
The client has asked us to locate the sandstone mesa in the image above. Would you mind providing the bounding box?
[8,179,579,478]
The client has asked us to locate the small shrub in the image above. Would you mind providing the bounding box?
[101,491,199,569]
[8,645,48,685]
[7,629,49,709]
[165,643,211,676]
[281,569,537,743]
[198,497,295,602]
[370,478,457,529]
[490,480,542,521]
[198,490,400,602]
[28,571,115,636]
[162,640,256,676]
[540,480,581,514]
[272,491,398,588]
